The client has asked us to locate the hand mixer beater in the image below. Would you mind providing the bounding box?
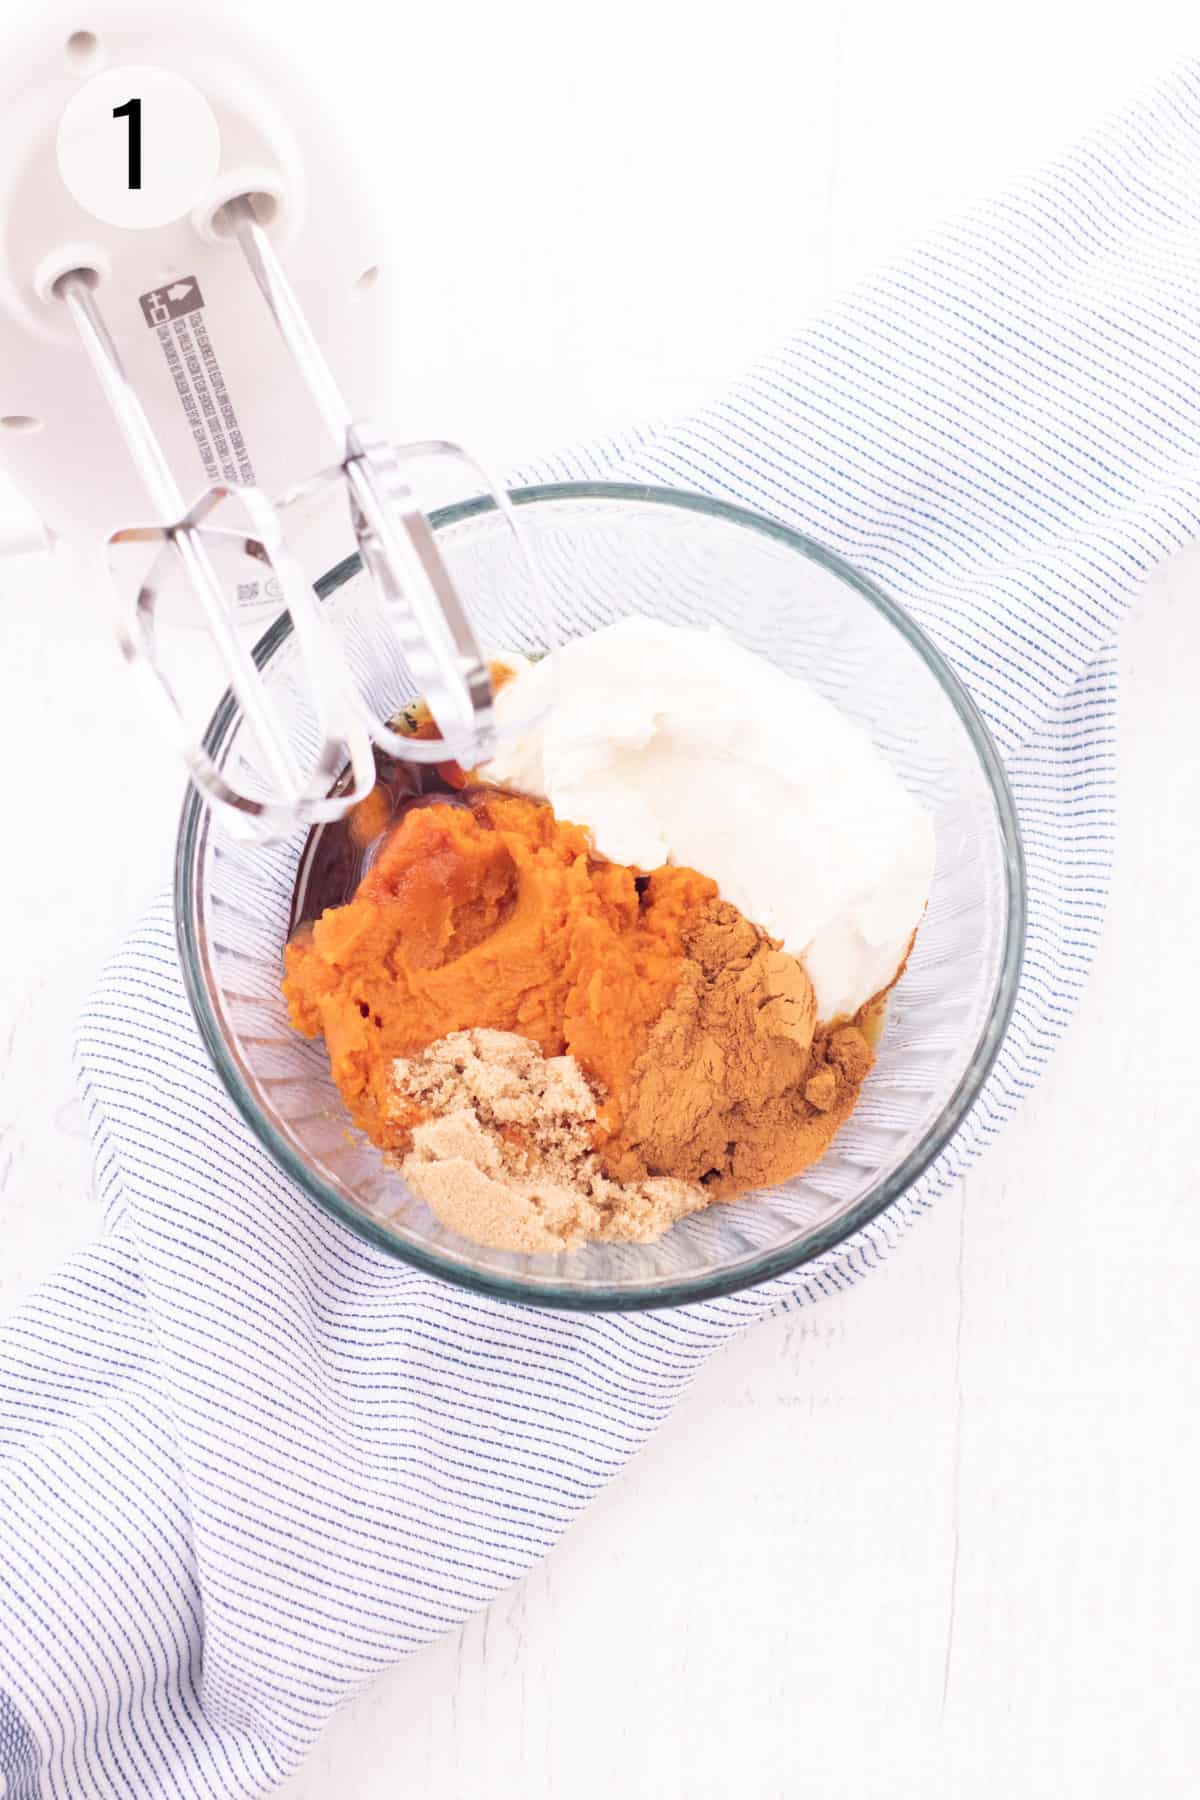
[0,11,552,840]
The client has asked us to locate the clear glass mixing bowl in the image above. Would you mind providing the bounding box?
[175,484,1025,1310]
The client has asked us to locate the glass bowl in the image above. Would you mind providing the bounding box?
[176,484,1024,1310]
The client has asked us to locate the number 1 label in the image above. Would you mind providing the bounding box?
[56,63,220,230]
[112,96,142,190]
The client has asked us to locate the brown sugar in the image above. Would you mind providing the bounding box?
[392,1030,705,1253]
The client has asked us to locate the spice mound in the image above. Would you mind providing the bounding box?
[393,1030,706,1253]
[283,785,885,1252]
[614,899,876,1195]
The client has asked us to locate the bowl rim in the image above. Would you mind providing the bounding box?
[175,480,1027,1312]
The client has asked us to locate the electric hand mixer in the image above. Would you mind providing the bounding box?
[0,10,551,841]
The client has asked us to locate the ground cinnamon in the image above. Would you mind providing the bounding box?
[608,899,875,1196]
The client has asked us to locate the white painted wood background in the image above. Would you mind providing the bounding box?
[1,3,1198,1795]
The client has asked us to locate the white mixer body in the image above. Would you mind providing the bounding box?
[0,6,395,592]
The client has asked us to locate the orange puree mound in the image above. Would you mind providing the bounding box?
[283,791,716,1155]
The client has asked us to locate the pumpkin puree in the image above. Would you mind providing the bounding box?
[282,789,717,1155]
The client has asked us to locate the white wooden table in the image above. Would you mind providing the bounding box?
[2,4,1197,1795]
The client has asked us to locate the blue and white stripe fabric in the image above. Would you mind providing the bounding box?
[4,63,1200,1799]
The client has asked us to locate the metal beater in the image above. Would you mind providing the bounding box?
[0,10,548,840]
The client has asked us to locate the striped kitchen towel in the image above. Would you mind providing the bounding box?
[4,61,1200,1800]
